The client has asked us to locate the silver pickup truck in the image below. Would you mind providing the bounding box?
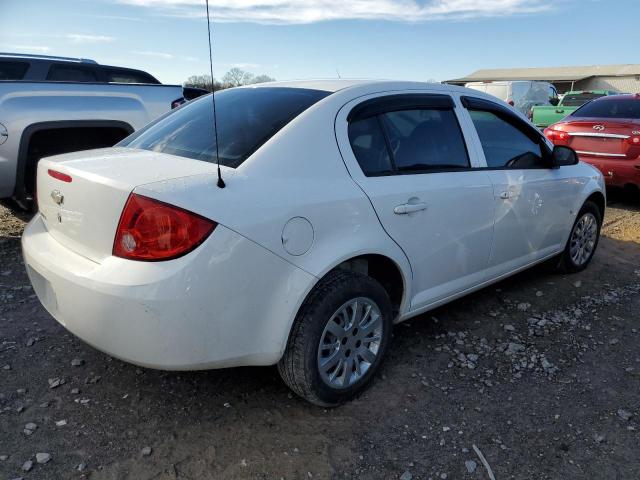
[0,53,206,208]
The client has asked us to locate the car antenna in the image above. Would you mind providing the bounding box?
[206,0,225,188]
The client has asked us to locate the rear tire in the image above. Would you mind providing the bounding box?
[555,200,602,273]
[278,269,393,407]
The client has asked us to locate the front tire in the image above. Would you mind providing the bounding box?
[278,269,393,407]
[556,200,602,273]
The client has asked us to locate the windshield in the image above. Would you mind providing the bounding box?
[120,87,331,168]
[571,97,640,119]
[562,92,606,107]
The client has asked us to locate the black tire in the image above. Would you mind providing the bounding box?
[278,269,393,407]
[555,200,602,273]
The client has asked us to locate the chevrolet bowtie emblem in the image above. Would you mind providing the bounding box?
[51,190,64,205]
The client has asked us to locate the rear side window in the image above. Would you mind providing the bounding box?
[120,87,330,168]
[47,65,98,82]
[382,109,469,172]
[571,97,640,119]
[348,103,470,176]
[0,61,29,80]
[103,68,158,84]
[562,92,606,107]
[348,117,393,176]
[469,110,544,169]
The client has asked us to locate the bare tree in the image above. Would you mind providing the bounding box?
[185,70,275,91]
[184,74,216,92]
[250,74,276,84]
[222,68,255,87]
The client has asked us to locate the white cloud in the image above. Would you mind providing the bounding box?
[132,51,199,62]
[132,50,175,59]
[1,44,51,53]
[117,0,553,24]
[228,62,261,69]
[65,34,116,43]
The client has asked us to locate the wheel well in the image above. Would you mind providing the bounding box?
[17,122,133,200]
[585,191,605,220]
[334,254,405,316]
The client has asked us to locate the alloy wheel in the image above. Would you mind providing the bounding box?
[317,297,383,388]
[569,212,598,266]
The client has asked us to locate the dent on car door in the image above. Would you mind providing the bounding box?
[338,93,495,310]
[462,96,579,271]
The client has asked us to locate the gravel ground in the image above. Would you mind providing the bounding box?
[1,195,639,480]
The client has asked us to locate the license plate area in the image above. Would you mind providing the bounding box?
[571,136,623,155]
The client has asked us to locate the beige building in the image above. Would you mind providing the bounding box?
[447,65,640,94]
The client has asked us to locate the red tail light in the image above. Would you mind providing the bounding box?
[171,97,186,109]
[48,169,72,183]
[113,194,216,261]
[544,127,570,144]
[627,136,640,146]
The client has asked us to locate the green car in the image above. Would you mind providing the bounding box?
[531,90,618,128]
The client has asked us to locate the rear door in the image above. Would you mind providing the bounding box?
[336,92,495,309]
[460,96,580,271]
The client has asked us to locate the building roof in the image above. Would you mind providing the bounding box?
[447,64,640,84]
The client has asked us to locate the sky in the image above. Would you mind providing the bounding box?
[1,0,637,85]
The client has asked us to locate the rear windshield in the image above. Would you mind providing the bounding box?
[120,87,330,168]
[102,67,158,84]
[0,60,29,80]
[47,64,98,82]
[562,93,606,107]
[571,97,640,119]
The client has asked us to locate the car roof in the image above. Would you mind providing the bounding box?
[241,79,448,93]
[590,93,640,101]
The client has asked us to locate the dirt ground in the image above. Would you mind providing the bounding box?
[1,193,639,480]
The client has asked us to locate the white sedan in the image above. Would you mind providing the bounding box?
[22,80,605,406]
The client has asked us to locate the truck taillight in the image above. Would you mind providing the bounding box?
[48,169,72,182]
[544,127,570,144]
[113,193,216,261]
[171,97,186,109]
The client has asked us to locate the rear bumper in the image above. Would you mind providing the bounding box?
[579,157,640,187]
[22,214,316,370]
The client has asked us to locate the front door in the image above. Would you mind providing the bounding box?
[464,104,578,272]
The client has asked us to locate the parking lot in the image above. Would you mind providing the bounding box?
[0,194,637,480]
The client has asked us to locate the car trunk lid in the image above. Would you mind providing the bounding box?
[562,118,640,159]
[36,147,219,263]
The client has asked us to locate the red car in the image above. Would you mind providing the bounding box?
[544,94,640,192]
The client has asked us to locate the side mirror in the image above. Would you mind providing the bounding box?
[552,145,578,167]
[549,97,560,106]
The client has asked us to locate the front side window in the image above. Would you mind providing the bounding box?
[47,65,98,82]
[469,110,544,169]
[120,87,330,168]
[0,61,29,80]
[348,106,470,176]
[571,97,640,119]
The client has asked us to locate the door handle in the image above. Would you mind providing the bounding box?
[499,191,515,200]
[394,202,428,215]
